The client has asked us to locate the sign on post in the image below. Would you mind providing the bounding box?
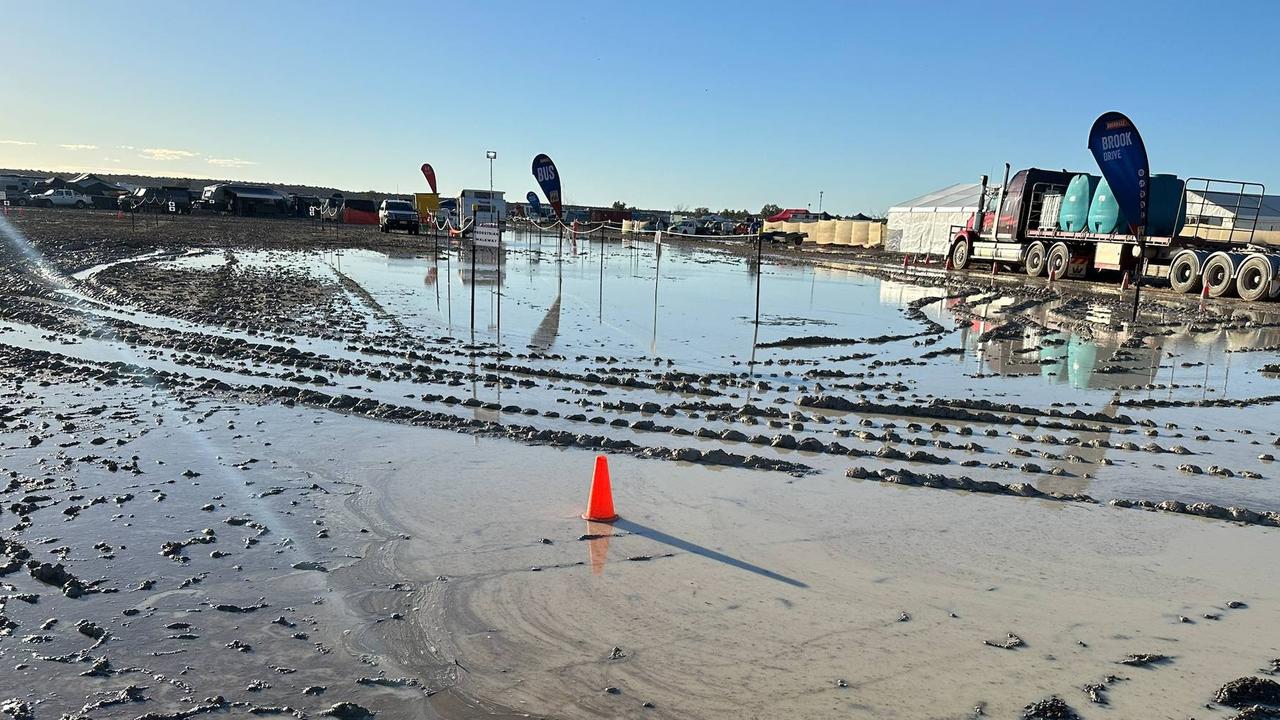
[1088,111,1150,236]
[474,223,501,248]
[531,154,562,218]
[421,163,438,194]
[654,231,663,245]
[168,201,176,213]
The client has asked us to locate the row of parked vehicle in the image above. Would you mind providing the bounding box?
[0,188,96,208]
[665,217,757,236]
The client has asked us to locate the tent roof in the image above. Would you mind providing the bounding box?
[766,208,811,222]
[225,186,285,201]
[1188,190,1280,220]
[889,182,984,213]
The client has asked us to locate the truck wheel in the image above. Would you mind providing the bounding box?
[1202,252,1239,298]
[1235,254,1280,302]
[74,201,86,209]
[1047,243,1071,280]
[949,236,971,270]
[1168,251,1203,294]
[1024,241,1048,277]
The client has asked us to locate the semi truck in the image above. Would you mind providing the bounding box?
[948,166,1277,301]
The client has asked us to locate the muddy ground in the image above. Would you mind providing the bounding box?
[2,208,1280,719]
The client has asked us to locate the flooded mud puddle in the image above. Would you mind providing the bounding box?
[4,212,1280,718]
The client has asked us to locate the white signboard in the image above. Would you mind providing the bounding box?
[474,224,501,248]
[309,206,316,217]
[168,201,176,213]
[654,231,663,245]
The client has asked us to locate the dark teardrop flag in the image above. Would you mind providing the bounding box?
[531,154,562,218]
[1087,112,1149,236]
[526,191,542,216]
[420,163,437,194]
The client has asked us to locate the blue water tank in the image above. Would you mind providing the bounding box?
[1146,174,1186,237]
[1058,174,1099,232]
[1087,178,1123,234]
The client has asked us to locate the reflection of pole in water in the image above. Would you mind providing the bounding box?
[496,236,502,347]
[753,234,763,328]
[468,349,477,401]
[1223,346,1232,397]
[1198,353,1208,404]
[651,243,661,356]
[446,247,453,332]
[598,233,605,322]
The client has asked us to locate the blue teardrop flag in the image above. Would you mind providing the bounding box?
[1088,111,1150,236]
[526,191,542,216]
[531,154,562,218]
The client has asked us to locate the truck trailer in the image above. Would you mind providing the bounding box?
[948,166,1275,300]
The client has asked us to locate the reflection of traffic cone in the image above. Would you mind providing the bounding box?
[582,455,618,522]
[585,520,613,575]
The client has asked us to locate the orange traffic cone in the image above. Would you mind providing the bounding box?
[582,455,618,522]
[1120,271,1130,291]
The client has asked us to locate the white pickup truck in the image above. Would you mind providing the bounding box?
[30,188,93,208]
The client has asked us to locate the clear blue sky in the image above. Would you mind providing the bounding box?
[3,1,1278,214]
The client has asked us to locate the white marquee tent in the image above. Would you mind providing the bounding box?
[886,182,985,256]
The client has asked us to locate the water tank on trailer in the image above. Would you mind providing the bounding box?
[1146,174,1186,237]
[1087,178,1123,234]
[1058,174,1099,232]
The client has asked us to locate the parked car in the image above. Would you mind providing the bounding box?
[668,219,701,235]
[379,199,420,234]
[0,190,30,207]
[31,188,93,208]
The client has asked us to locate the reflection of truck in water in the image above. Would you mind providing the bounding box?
[949,168,1280,301]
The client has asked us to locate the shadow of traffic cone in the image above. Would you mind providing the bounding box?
[582,455,618,522]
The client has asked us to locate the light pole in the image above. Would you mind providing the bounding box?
[486,150,497,221]
[819,190,823,214]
